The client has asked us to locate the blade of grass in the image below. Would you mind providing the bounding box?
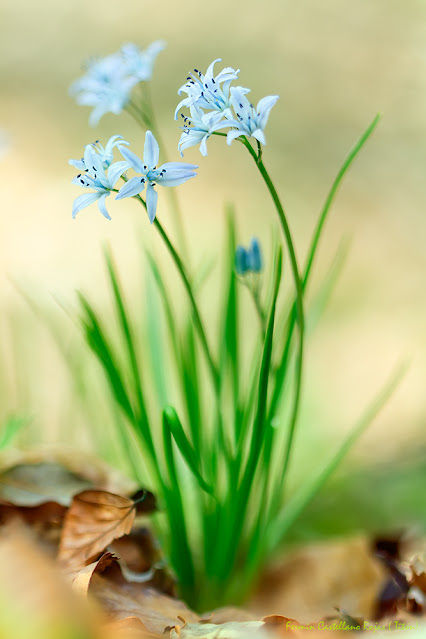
[267,362,407,554]
[145,269,168,408]
[163,406,213,496]
[0,415,29,450]
[78,293,134,422]
[220,208,239,409]
[268,114,381,425]
[212,247,282,581]
[146,253,180,365]
[104,249,156,465]
[161,408,196,595]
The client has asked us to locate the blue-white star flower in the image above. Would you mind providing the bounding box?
[69,135,129,172]
[71,143,129,220]
[70,54,138,126]
[116,131,198,223]
[178,105,232,156]
[175,58,247,119]
[227,87,279,146]
[121,41,166,81]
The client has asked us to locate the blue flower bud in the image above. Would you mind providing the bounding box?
[235,246,249,275]
[247,237,263,273]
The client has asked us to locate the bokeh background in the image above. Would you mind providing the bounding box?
[1,0,426,483]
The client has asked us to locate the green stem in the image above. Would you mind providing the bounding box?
[267,112,382,425]
[242,137,305,483]
[129,87,190,258]
[133,195,220,395]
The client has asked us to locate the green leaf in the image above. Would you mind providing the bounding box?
[180,321,202,453]
[213,248,283,581]
[267,362,406,553]
[0,416,29,450]
[268,114,382,424]
[161,410,196,592]
[146,252,180,364]
[78,293,134,422]
[220,208,238,400]
[163,406,214,496]
[145,269,168,408]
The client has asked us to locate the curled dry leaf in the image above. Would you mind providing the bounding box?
[72,551,121,596]
[58,490,136,568]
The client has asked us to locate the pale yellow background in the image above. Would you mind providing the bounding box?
[1,0,425,464]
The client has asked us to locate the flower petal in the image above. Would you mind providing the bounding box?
[115,176,146,200]
[199,134,209,157]
[105,134,129,155]
[97,193,111,220]
[256,95,279,130]
[160,162,198,171]
[69,158,85,170]
[252,129,266,146]
[146,182,158,223]
[205,58,221,80]
[156,171,197,187]
[107,160,130,187]
[227,129,244,145]
[72,192,101,218]
[144,131,160,168]
[118,146,145,173]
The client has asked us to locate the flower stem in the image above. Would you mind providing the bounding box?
[133,195,220,395]
[242,137,305,483]
[128,89,190,259]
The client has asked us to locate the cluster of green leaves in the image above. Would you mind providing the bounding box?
[76,114,402,610]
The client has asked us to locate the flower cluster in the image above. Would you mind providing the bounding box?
[175,59,279,156]
[70,133,197,223]
[235,238,263,276]
[70,41,166,126]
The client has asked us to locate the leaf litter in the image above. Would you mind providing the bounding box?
[0,452,425,638]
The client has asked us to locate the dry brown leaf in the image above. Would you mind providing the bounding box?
[91,578,199,635]
[201,608,259,624]
[169,620,271,638]
[249,537,386,624]
[58,490,137,567]
[72,551,120,596]
[0,521,97,639]
[0,448,136,500]
[102,616,161,638]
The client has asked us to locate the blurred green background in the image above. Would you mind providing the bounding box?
[1,0,426,477]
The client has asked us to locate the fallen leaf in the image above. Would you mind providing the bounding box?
[0,521,96,639]
[169,620,271,638]
[0,460,93,506]
[72,552,120,596]
[249,537,386,623]
[102,616,160,638]
[0,448,136,506]
[58,490,137,567]
[91,579,199,635]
